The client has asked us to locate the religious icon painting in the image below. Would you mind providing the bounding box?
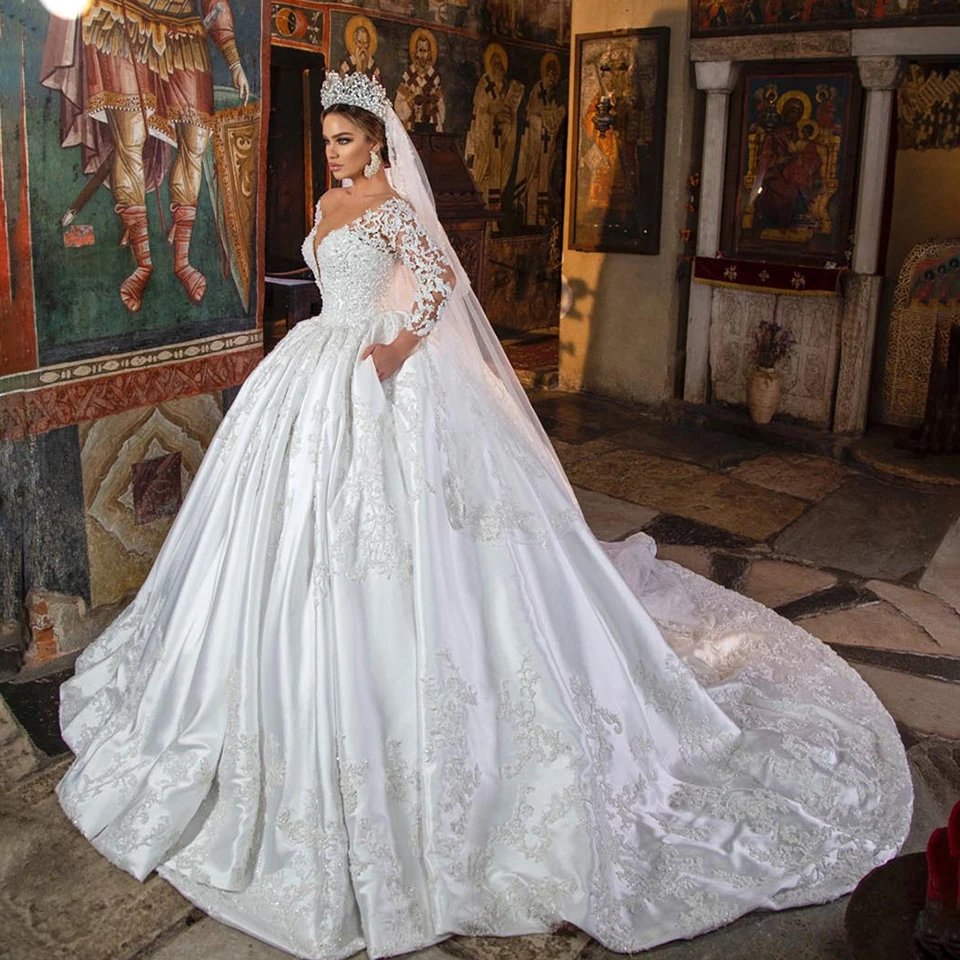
[721,61,863,267]
[569,27,670,255]
[514,53,567,227]
[395,28,446,132]
[339,16,382,83]
[465,42,525,216]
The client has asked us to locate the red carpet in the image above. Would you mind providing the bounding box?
[503,337,559,370]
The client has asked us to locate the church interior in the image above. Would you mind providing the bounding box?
[2,0,960,956]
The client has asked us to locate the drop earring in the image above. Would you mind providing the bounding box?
[363,150,381,179]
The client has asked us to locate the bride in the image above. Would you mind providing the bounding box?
[57,72,912,960]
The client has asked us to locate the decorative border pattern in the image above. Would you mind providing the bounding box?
[0,345,262,442]
[881,237,960,427]
[695,256,845,296]
[271,1,325,52]
[0,331,261,396]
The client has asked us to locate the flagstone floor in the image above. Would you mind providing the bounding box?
[3,391,960,960]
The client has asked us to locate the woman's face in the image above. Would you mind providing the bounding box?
[323,113,378,182]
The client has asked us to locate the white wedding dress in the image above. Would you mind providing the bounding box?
[57,195,912,960]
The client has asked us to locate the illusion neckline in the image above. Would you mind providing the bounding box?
[313,194,407,256]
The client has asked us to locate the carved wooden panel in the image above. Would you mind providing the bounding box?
[446,226,485,294]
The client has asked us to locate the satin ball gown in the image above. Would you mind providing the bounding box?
[57,195,912,960]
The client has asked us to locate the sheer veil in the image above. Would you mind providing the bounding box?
[382,108,578,505]
[383,109,702,625]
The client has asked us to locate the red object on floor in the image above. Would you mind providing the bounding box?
[926,828,959,903]
[948,800,960,858]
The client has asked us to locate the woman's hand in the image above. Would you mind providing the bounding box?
[361,329,420,381]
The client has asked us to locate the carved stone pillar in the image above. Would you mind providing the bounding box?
[683,61,740,404]
[852,57,901,276]
[833,56,901,434]
[834,273,883,434]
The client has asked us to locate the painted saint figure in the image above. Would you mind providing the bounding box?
[487,0,522,36]
[754,97,823,231]
[53,67,913,960]
[465,43,524,214]
[394,28,446,133]
[339,18,383,85]
[515,53,566,226]
[40,0,250,313]
[580,40,646,232]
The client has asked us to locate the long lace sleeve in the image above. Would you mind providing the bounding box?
[377,199,455,337]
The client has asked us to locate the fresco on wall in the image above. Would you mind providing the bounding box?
[898,63,960,151]
[327,8,570,231]
[515,53,566,227]
[0,0,264,372]
[693,0,960,37]
[327,6,571,329]
[0,11,39,379]
[271,4,325,51]
[79,394,223,607]
[395,28,446,130]
[465,42,525,215]
[340,0,570,46]
[338,15,383,81]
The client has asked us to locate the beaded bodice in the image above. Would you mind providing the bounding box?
[300,196,452,335]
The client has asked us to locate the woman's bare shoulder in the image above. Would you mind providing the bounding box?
[318,189,345,217]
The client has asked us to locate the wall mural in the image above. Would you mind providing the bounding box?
[722,62,862,267]
[0,2,266,672]
[395,27,447,130]
[331,0,570,46]
[0,0,264,383]
[326,2,572,330]
[693,0,960,37]
[898,62,960,151]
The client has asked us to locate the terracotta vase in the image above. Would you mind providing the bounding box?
[747,366,781,424]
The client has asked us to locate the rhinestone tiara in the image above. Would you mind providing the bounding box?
[320,71,390,122]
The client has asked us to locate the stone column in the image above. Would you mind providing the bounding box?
[683,61,739,404]
[833,56,901,434]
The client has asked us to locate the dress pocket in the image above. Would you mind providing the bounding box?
[353,351,387,417]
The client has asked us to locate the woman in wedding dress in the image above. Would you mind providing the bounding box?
[57,72,912,960]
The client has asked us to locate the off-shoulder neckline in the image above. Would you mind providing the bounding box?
[313,195,409,253]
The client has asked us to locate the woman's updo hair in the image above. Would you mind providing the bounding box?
[322,103,391,167]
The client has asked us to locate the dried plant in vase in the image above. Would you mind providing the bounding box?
[747,320,797,424]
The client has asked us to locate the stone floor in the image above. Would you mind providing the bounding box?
[3,392,960,960]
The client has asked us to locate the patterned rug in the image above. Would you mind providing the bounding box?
[503,336,559,371]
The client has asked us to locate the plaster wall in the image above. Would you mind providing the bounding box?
[560,0,695,406]
[870,146,960,426]
[885,150,960,279]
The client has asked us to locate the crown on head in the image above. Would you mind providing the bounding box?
[320,71,390,122]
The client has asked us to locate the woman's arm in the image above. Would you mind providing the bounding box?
[362,200,456,381]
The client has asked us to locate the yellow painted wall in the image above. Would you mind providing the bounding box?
[560,0,694,405]
[885,149,960,279]
[870,146,960,426]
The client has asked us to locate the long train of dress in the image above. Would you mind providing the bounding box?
[56,197,912,960]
